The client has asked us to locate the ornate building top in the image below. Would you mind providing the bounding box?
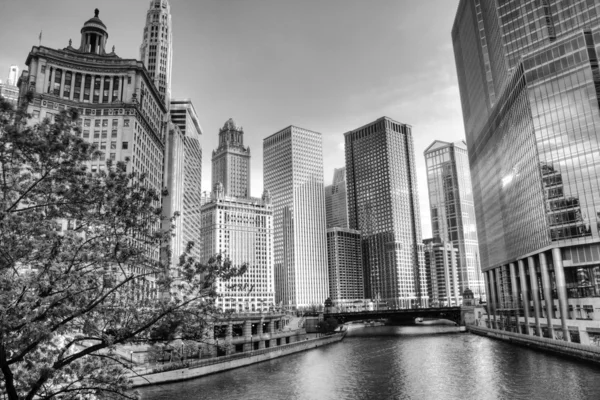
[215,117,249,153]
[220,118,243,133]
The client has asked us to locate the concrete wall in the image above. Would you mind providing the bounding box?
[468,325,600,364]
[130,333,345,387]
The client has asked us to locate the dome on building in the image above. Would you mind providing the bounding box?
[220,118,243,132]
[82,9,107,31]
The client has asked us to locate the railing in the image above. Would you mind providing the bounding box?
[132,331,345,377]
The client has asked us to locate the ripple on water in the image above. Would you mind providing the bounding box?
[139,329,600,400]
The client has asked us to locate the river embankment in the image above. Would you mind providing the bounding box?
[130,331,346,387]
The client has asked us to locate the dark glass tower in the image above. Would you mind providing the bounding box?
[453,0,600,342]
[345,117,428,308]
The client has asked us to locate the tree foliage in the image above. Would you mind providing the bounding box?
[0,97,243,399]
[317,318,339,334]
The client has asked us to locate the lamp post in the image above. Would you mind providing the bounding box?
[216,338,219,357]
[250,334,253,352]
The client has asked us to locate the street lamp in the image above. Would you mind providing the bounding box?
[250,334,253,351]
[216,338,219,357]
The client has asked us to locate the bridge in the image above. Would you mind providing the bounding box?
[325,306,470,325]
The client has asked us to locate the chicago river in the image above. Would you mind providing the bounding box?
[139,326,600,400]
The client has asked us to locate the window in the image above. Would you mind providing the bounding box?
[127,76,132,84]
[110,153,116,160]
[112,119,118,126]
[41,65,46,74]
[110,141,117,150]
[83,130,90,138]
[100,154,105,161]
[111,130,118,138]
[122,141,128,149]
[94,120,101,127]
[100,142,106,150]
[101,130,107,139]
[94,130,100,139]
[124,119,130,127]
[102,119,108,127]
[33,110,40,118]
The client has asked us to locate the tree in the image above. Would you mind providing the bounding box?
[0,97,244,399]
[317,318,339,334]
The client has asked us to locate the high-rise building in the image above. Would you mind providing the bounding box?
[345,117,428,309]
[326,227,364,306]
[17,9,168,296]
[325,167,349,229]
[263,126,329,309]
[200,186,275,313]
[163,99,203,266]
[423,238,460,307]
[211,118,251,198]
[7,65,19,86]
[139,0,173,104]
[424,140,485,301]
[453,1,600,342]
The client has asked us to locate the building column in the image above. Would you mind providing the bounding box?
[79,74,85,102]
[69,71,75,101]
[49,67,56,94]
[494,268,504,330]
[59,69,66,98]
[257,320,265,349]
[488,270,498,329]
[99,76,105,104]
[509,262,520,333]
[517,259,531,335]
[539,252,555,339]
[108,76,114,103]
[243,320,252,352]
[528,256,542,337]
[552,248,570,342]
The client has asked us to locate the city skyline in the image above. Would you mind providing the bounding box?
[0,0,464,239]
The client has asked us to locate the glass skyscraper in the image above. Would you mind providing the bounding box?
[325,167,349,229]
[263,126,329,309]
[424,140,485,301]
[453,0,600,343]
[345,117,428,309]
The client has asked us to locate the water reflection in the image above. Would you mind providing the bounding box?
[140,326,600,400]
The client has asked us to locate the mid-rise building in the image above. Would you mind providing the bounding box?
[424,140,485,301]
[453,0,600,343]
[211,118,251,198]
[263,126,329,309]
[139,0,173,104]
[200,185,275,313]
[326,227,364,306]
[325,167,349,229]
[17,9,169,296]
[163,99,203,266]
[423,238,460,307]
[345,117,428,309]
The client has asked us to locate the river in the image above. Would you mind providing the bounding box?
[139,325,600,400]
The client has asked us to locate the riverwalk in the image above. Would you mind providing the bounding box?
[130,331,346,387]
[468,324,600,364]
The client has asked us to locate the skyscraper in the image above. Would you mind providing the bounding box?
[424,140,485,301]
[423,238,460,307]
[0,65,19,106]
[202,119,274,313]
[345,117,428,309]
[263,126,329,309]
[139,0,173,103]
[453,1,600,342]
[7,65,19,86]
[163,99,203,266]
[325,167,349,229]
[17,9,168,296]
[326,227,364,307]
[211,118,251,198]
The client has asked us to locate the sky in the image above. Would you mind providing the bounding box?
[0,0,464,239]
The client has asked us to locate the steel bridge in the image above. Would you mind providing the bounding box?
[325,306,466,325]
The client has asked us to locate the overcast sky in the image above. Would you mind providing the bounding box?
[0,0,464,238]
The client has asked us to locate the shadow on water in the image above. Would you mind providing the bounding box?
[345,322,463,337]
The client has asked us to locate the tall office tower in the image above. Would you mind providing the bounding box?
[163,99,203,266]
[424,140,485,302]
[453,1,600,341]
[325,167,349,229]
[139,0,173,103]
[326,228,364,307]
[7,65,19,86]
[423,238,460,307]
[211,118,251,198]
[263,126,329,309]
[200,185,275,313]
[345,117,428,309]
[17,9,168,296]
